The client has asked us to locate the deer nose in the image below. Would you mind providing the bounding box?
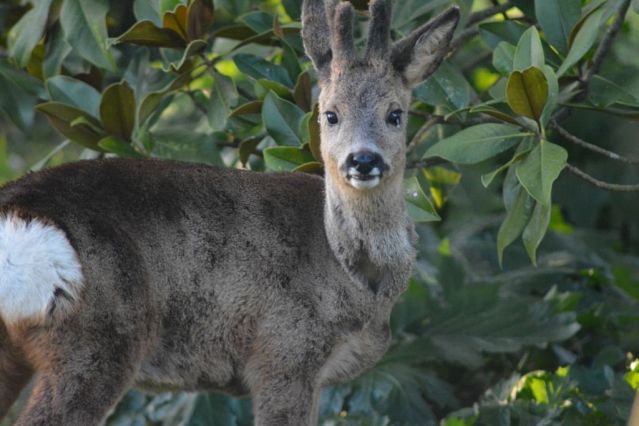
[347,151,382,175]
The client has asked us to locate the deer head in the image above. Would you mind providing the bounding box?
[302,0,459,193]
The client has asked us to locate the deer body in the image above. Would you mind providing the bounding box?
[0,1,458,425]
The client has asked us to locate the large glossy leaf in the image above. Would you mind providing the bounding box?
[0,59,44,130]
[516,140,567,205]
[294,71,312,112]
[557,9,605,77]
[162,4,188,40]
[100,81,136,140]
[186,0,214,41]
[480,21,528,49]
[588,75,639,108]
[7,0,53,67]
[513,27,544,71]
[497,186,534,266]
[481,141,533,188]
[262,91,305,146]
[207,72,238,131]
[115,20,186,48]
[492,42,516,76]
[59,0,115,70]
[424,124,531,164]
[534,0,581,54]
[98,136,143,158]
[46,75,101,117]
[523,201,552,265]
[36,102,104,149]
[415,62,474,111]
[404,177,440,223]
[307,103,322,162]
[506,67,549,121]
[138,68,193,125]
[263,146,315,171]
[234,54,293,87]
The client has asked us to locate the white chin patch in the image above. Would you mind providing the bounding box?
[347,167,382,190]
[0,214,84,325]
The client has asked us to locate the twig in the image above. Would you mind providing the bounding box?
[450,27,480,51]
[551,121,639,164]
[468,2,512,25]
[185,91,208,114]
[581,0,632,86]
[566,163,639,191]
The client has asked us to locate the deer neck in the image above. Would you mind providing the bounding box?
[323,173,415,294]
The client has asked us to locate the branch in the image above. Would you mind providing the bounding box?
[407,115,444,154]
[581,0,632,86]
[551,121,639,164]
[450,27,479,51]
[566,163,639,191]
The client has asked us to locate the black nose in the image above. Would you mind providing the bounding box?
[347,151,382,175]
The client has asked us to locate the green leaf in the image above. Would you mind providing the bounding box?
[207,72,238,131]
[163,39,207,71]
[588,75,639,108]
[513,27,544,71]
[415,62,474,111]
[424,124,531,164]
[534,0,581,54]
[46,76,101,117]
[59,0,115,71]
[294,71,312,112]
[492,42,516,76]
[522,201,551,265]
[0,59,44,130]
[257,79,290,98]
[36,101,105,149]
[263,146,315,171]
[98,136,143,158]
[186,0,214,41]
[230,101,263,117]
[234,53,293,87]
[42,25,72,78]
[7,0,53,67]
[293,161,323,174]
[133,0,161,26]
[557,9,605,77]
[404,177,441,223]
[506,67,549,121]
[138,68,193,125]
[239,11,273,33]
[481,142,533,188]
[539,65,559,127]
[162,4,188,40]
[115,20,186,47]
[100,81,136,140]
[239,136,262,166]
[480,21,528,49]
[497,185,534,266]
[262,91,305,146]
[516,140,567,205]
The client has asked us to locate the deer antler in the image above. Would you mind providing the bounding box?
[330,1,356,64]
[366,0,392,61]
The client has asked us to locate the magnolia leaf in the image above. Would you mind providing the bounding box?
[492,42,516,76]
[513,26,544,71]
[36,101,105,149]
[516,140,567,205]
[506,67,549,121]
[307,103,322,162]
[262,91,305,146]
[404,177,441,223]
[239,136,263,166]
[497,186,534,266]
[186,0,214,41]
[46,75,101,118]
[558,9,605,77]
[523,201,552,265]
[207,72,238,131]
[263,146,315,171]
[8,0,54,67]
[534,0,581,54]
[230,101,263,117]
[98,136,143,158]
[293,161,323,174]
[482,142,533,188]
[163,4,188,40]
[115,20,186,48]
[100,81,136,140]
[294,71,313,112]
[424,124,530,164]
[59,0,115,71]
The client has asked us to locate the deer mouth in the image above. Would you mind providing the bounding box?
[346,167,382,189]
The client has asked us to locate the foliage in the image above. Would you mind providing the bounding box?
[1,0,639,424]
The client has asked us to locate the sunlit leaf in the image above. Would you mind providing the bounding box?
[404,177,441,223]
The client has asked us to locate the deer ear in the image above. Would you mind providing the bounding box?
[391,7,460,87]
[302,0,339,81]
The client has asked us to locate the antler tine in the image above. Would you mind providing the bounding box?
[330,1,356,64]
[365,0,392,61]
[302,0,336,75]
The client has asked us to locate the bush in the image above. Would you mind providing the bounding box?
[1,0,639,424]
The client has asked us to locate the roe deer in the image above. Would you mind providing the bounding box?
[0,1,459,424]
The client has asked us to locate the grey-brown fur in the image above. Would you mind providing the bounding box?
[0,1,458,425]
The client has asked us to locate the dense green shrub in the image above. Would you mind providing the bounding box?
[1,0,639,424]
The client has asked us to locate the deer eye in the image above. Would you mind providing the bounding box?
[325,111,339,125]
[387,110,402,128]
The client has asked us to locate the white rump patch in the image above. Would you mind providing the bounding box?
[0,214,84,324]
